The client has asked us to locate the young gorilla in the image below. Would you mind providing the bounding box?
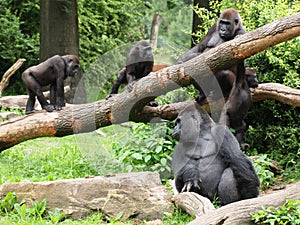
[219,65,258,150]
[106,40,154,99]
[172,102,260,205]
[176,8,245,64]
[22,55,80,114]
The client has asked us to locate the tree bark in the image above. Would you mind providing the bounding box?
[40,0,86,104]
[0,12,299,151]
[150,13,162,49]
[185,181,300,225]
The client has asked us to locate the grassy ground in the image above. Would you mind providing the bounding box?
[0,125,193,224]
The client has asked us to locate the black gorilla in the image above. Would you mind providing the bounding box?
[106,40,154,99]
[22,55,80,114]
[219,66,258,150]
[176,8,245,64]
[172,102,260,205]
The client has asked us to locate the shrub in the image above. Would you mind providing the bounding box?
[250,199,300,224]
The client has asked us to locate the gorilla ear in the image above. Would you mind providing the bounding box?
[234,19,239,25]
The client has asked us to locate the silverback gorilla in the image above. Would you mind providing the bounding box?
[106,40,154,99]
[22,55,80,114]
[172,102,260,205]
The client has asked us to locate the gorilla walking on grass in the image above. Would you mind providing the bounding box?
[172,102,260,205]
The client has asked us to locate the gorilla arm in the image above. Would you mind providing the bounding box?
[211,124,260,199]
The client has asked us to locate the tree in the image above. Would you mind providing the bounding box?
[40,0,86,104]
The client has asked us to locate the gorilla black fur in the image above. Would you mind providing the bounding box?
[172,102,260,205]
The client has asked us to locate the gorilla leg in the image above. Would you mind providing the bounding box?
[25,89,36,114]
[23,73,53,113]
[50,83,57,106]
[218,167,240,205]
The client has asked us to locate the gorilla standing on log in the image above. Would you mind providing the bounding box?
[172,102,260,205]
[106,40,154,99]
[22,55,80,114]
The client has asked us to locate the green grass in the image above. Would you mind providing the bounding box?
[0,125,193,224]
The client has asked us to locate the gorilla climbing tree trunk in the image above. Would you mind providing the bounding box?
[40,0,86,104]
[0,12,300,152]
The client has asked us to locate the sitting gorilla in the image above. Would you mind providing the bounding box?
[22,55,80,114]
[172,102,260,205]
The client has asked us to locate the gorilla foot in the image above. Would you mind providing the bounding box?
[194,94,206,105]
[25,109,38,115]
[147,101,158,107]
[43,105,54,112]
[241,142,250,151]
[105,94,115,100]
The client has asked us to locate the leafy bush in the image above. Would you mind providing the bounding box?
[0,1,39,95]
[111,122,176,178]
[252,155,276,190]
[250,199,300,224]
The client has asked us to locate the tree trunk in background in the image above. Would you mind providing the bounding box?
[191,0,210,47]
[150,13,162,48]
[40,0,86,104]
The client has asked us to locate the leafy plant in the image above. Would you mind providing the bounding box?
[111,122,176,178]
[252,155,276,190]
[48,208,66,224]
[250,199,300,224]
[0,192,18,214]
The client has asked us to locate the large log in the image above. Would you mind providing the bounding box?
[0,12,300,151]
[185,181,300,225]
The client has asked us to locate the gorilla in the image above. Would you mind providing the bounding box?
[106,40,154,99]
[176,8,245,64]
[194,67,258,103]
[172,102,260,205]
[219,66,258,150]
[245,67,259,89]
[22,55,80,114]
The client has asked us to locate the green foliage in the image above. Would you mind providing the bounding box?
[252,155,276,190]
[0,192,18,214]
[0,192,65,224]
[0,0,40,95]
[78,0,147,70]
[250,199,300,224]
[111,122,176,178]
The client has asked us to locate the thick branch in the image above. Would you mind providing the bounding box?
[187,181,300,225]
[0,13,300,151]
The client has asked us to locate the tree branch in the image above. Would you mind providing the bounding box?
[0,13,299,151]
[187,181,300,225]
[0,59,26,97]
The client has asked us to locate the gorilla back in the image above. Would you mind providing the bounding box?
[172,102,260,205]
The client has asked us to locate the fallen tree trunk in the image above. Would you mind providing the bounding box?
[1,83,299,112]
[184,181,300,225]
[0,12,300,151]
[0,86,71,110]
